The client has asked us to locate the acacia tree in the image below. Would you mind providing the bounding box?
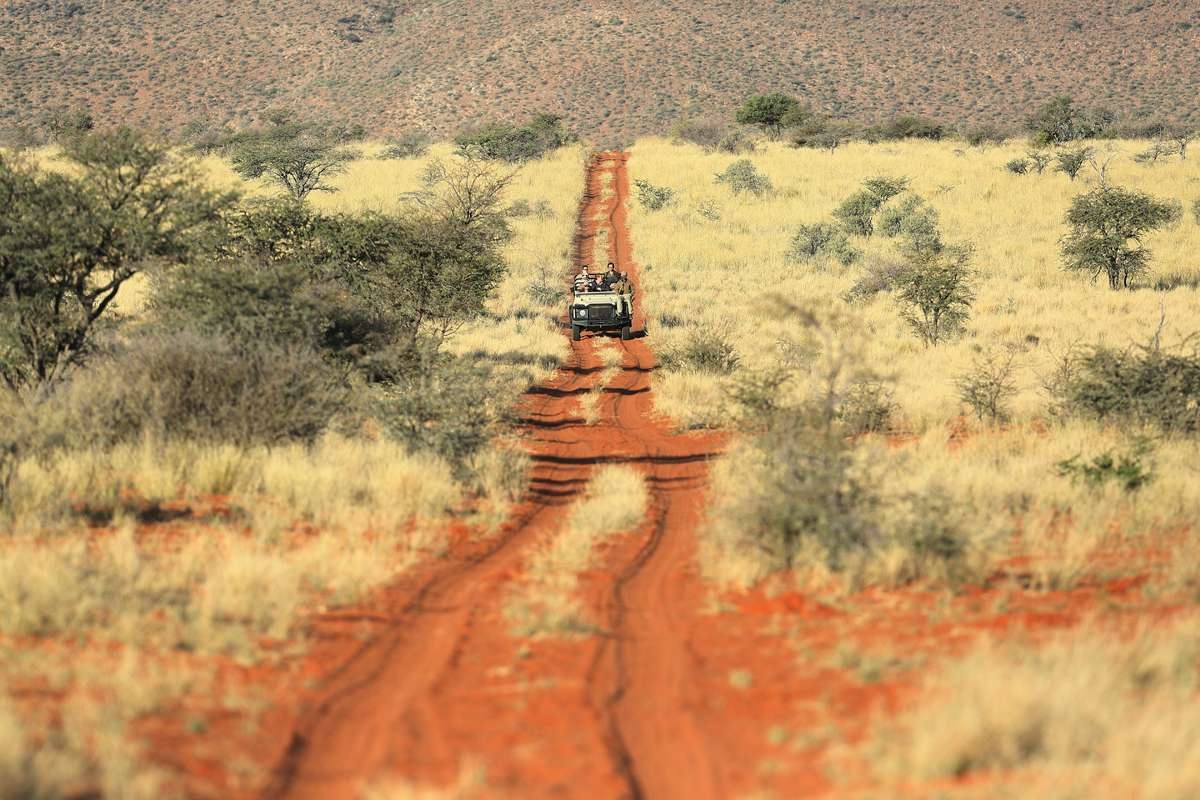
[411,156,514,246]
[1027,95,1114,146]
[1167,126,1195,160]
[0,128,232,398]
[735,93,801,138]
[1061,186,1181,290]
[894,245,975,345]
[1055,146,1092,180]
[832,176,908,237]
[1026,149,1052,173]
[229,114,357,202]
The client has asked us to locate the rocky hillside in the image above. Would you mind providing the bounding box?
[2,0,1197,141]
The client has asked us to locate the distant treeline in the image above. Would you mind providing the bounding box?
[668,92,1198,154]
[4,94,1194,156]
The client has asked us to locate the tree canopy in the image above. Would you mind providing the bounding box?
[735,93,802,138]
[1061,186,1181,289]
[0,128,232,397]
[227,114,358,201]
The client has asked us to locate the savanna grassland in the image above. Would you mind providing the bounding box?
[3,0,1199,142]
[626,137,1200,795]
[6,120,1200,799]
[0,141,584,798]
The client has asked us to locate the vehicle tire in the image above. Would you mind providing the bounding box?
[572,325,582,341]
[620,325,632,341]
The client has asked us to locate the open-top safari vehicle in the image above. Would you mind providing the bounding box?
[569,285,635,341]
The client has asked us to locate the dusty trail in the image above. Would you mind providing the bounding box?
[267,152,725,799]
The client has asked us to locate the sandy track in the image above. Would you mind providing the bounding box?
[266,152,725,800]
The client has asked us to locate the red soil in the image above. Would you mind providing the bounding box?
[264,152,727,799]
[112,153,1190,799]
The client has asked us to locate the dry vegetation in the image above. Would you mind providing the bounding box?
[867,616,1200,798]
[506,465,649,637]
[626,136,1200,589]
[0,141,584,796]
[626,136,1200,793]
[3,2,1199,142]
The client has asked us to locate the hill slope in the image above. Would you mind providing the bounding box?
[2,0,1198,141]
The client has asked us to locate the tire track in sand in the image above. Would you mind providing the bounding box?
[266,152,725,800]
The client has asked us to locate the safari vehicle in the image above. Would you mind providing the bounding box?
[569,286,635,341]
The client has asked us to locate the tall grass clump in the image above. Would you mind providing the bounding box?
[701,307,975,589]
[870,618,1200,798]
[506,466,649,637]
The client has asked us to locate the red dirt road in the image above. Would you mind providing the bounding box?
[266,153,727,799]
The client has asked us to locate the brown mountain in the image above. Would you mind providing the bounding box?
[2,0,1198,142]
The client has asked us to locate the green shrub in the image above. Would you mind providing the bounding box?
[1056,446,1154,493]
[39,330,345,450]
[725,408,969,581]
[738,410,880,570]
[227,113,358,201]
[878,195,942,256]
[381,130,429,159]
[956,351,1018,425]
[833,176,908,237]
[894,245,975,345]
[672,117,754,153]
[717,130,754,154]
[1026,149,1052,173]
[965,125,1008,147]
[372,346,506,474]
[672,327,740,374]
[862,176,909,203]
[1005,158,1030,174]
[634,179,674,211]
[1026,95,1114,146]
[786,222,860,266]
[865,115,944,142]
[506,198,533,218]
[0,129,232,397]
[454,113,572,163]
[1061,186,1181,290]
[834,190,884,237]
[726,368,792,418]
[837,380,898,434]
[1049,341,1200,432]
[844,259,906,303]
[714,159,772,197]
[1055,147,1092,181]
[697,200,722,221]
[735,93,801,138]
[1133,141,1176,165]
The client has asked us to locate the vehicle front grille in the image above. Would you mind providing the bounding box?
[588,305,615,321]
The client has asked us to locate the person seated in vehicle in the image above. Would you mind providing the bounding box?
[610,271,632,316]
[573,265,593,292]
[600,262,620,290]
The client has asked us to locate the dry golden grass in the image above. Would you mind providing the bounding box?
[628,138,1200,590]
[506,465,649,637]
[0,433,473,661]
[0,142,586,792]
[628,137,1200,430]
[867,616,1200,799]
[0,645,204,800]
